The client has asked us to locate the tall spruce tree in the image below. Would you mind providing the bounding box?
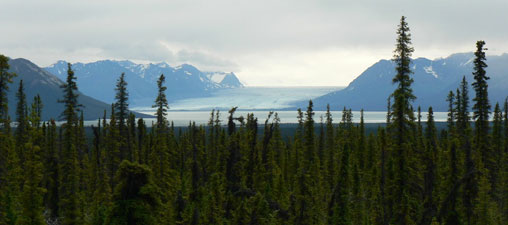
[389,16,416,225]
[114,72,130,161]
[150,74,174,222]
[58,63,82,225]
[456,75,477,224]
[15,80,29,166]
[114,72,129,130]
[472,40,491,168]
[422,107,438,225]
[153,74,169,130]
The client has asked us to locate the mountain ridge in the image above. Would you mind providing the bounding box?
[301,52,508,111]
[44,60,244,107]
[6,58,153,121]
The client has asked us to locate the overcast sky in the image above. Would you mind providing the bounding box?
[1,0,507,86]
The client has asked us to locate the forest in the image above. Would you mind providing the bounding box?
[0,16,507,225]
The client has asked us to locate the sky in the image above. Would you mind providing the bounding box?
[1,0,507,86]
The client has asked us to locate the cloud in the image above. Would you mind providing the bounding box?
[0,0,507,85]
[158,41,238,71]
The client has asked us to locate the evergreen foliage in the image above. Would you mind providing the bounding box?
[107,160,160,225]
[153,74,169,130]
[0,16,506,225]
[0,54,16,124]
[390,16,417,225]
[58,64,82,225]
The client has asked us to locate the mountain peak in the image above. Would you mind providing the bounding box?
[175,63,197,71]
[44,60,244,106]
[155,62,170,68]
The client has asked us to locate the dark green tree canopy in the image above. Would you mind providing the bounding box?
[153,74,168,130]
[59,63,81,123]
[0,54,16,123]
[115,72,129,130]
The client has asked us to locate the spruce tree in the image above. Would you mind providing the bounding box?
[90,118,112,225]
[105,106,121,189]
[491,103,503,200]
[150,74,175,222]
[329,121,351,225]
[245,113,258,190]
[58,63,82,225]
[15,80,29,166]
[0,120,22,225]
[115,72,129,130]
[472,40,491,169]
[422,107,438,225]
[153,74,169,130]
[456,77,470,134]
[43,120,59,221]
[447,91,456,132]
[378,127,390,225]
[0,54,16,125]
[127,113,137,162]
[325,104,336,190]
[31,95,43,127]
[114,72,130,161]
[303,100,315,168]
[389,16,416,224]
[502,98,508,224]
[0,56,16,222]
[137,118,148,164]
[17,127,46,225]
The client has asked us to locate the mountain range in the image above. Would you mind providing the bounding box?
[6,52,508,120]
[6,58,152,121]
[44,60,243,107]
[307,53,508,111]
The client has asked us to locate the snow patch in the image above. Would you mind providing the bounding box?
[156,62,169,68]
[460,57,474,66]
[424,66,438,78]
[208,73,227,83]
[184,71,192,76]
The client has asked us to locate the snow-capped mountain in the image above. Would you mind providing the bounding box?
[306,53,508,111]
[204,71,243,88]
[45,60,243,107]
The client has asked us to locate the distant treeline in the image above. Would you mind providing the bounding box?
[0,16,507,225]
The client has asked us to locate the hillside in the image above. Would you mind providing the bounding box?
[6,58,153,120]
[307,53,508,111]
